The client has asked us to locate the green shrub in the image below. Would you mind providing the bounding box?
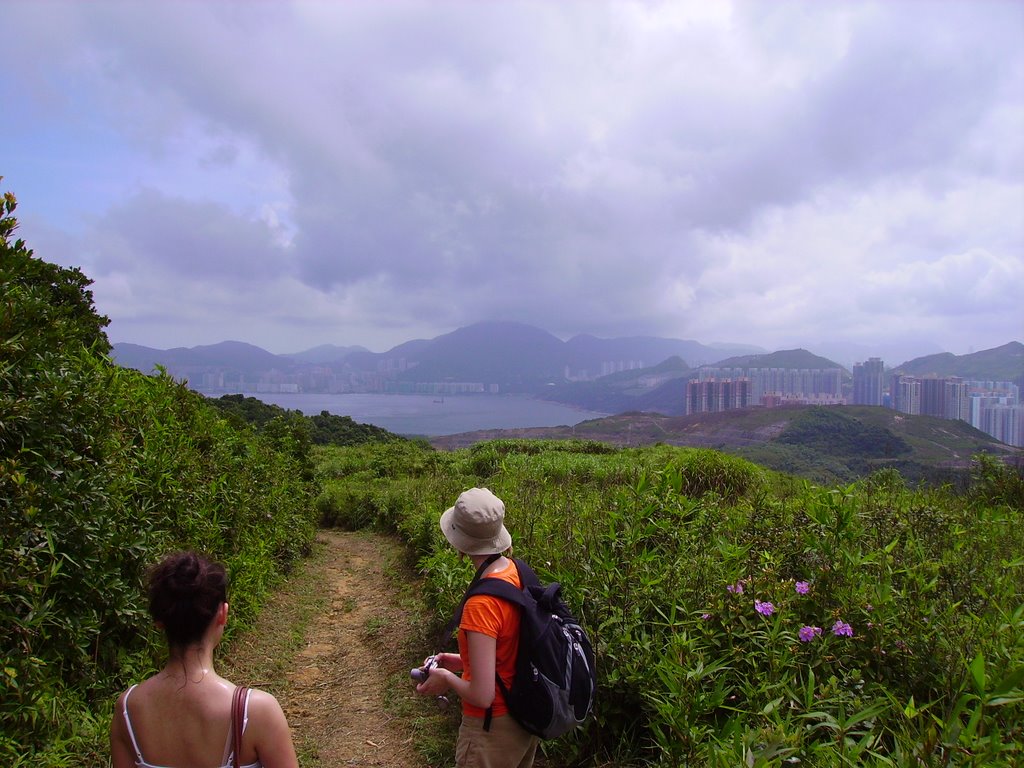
[324,434,1024,766]
[0,187,318,761]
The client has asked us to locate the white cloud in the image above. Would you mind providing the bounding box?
[2,0,1022,357]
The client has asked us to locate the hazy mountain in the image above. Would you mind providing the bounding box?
[286,344,369,364]
[892,341,1024,382]
[707,348,847,371]
[395,322,566,390]
[563,334,755,374]
[814,339,947,370]
[111,343,168,374]
[112,340,289,375]
[111,326,1023,398]
[341,321,745,393]
[541,356,692,413]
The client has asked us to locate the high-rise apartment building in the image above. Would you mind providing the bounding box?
[696,366,843,403]
[890,374,921,415]
[966,381,1021,447]
[979,404,1023,447]
[852,358,885,405]
[918,376,969,420]
[892,375,970,421]
[686,378,750,415]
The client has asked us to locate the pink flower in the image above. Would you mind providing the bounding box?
[799,626,822,642]
[795,581,810,595]
[832,620,854,637]
[727,583,744,595]
[754,600,775,616]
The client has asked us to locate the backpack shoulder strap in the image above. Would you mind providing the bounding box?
[438,553,503,647]
[509,557,542,589]
[467,576,529,606]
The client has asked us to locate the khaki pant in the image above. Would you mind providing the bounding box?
[455,714,539,768]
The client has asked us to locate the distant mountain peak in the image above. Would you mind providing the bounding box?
[707,348,846,371]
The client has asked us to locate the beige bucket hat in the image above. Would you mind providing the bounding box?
[439,487,513,555]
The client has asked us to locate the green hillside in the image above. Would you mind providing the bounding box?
[430,405,1019,485]
[894,341,1024,381]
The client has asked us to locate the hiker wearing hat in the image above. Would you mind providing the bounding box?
[415,487,539,768]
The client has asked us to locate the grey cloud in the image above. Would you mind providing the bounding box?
[3,0,1021,355]
[91,190,288,282]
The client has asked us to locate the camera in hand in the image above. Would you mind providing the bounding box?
[410,654,438,683]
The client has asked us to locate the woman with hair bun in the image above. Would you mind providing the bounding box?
[110,551,298,768]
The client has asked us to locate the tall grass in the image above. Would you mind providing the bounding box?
[318,438,1023,766]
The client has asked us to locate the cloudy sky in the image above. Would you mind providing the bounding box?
[4,0,1022,365]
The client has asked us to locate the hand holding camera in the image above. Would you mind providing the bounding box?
[410,654,439,683]
[412,654,449,708]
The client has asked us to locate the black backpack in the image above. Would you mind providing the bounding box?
[450,555,596,739]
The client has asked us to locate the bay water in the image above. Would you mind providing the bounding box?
[239,392,609,436]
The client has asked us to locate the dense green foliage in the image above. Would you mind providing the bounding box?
[775,408,912,459]
[732,406,1010,487]
[207,393,403,446]
[318,437,1023,766]
[0,189,317,764]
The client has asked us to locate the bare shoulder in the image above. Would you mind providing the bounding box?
[245,688,298,768]
[247,687,285,715]
[245,687,289,729]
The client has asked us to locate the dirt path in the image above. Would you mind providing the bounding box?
[225,530,436,767]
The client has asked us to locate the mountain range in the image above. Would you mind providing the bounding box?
[111,321,766,394]
[110,323,1024,402]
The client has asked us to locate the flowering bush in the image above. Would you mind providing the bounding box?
[799,625,822,642]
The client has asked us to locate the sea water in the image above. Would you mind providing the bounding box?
[233,392,609,437]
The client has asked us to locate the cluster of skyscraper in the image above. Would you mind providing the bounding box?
[853,358,1021,447]
[683,357,1023,448]
[684,366,844,416]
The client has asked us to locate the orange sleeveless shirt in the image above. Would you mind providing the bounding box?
[457,560,522,718]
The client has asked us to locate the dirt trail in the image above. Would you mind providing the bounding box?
[227,531,431,767]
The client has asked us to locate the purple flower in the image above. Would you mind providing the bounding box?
[727,583,744,595]
[795,581,810,595]
[754,600,775,616]
[832,620,854,637]
[799,625,822,642]
[701,613,712,620]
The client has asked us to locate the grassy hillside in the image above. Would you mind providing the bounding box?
[429,405,1020,485]
[315,438,1024,766]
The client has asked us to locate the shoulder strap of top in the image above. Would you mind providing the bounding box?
[122,684,145,762]
[223,686,252,768]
